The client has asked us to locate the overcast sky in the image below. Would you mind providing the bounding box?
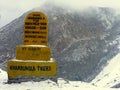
[0,0,120,28]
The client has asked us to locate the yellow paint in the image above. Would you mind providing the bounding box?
[7,58,57,79]
[24,12,48,45]
[7,12,57,80]
[16,45,50,60]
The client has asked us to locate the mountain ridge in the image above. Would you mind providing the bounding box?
[0,3,120,81]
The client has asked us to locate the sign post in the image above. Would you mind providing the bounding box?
[7,12,57,83]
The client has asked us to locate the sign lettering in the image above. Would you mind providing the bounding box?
[9,65,51,71]
[24,12,48,45]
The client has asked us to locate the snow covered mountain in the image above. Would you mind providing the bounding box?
[0,2,120,82]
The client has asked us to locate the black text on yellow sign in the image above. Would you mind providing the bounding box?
[16,45,51,60]
[7,59,57,79]
[24,12,48,45]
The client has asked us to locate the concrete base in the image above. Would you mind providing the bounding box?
[7,58,57,81]
[16,45,50,60]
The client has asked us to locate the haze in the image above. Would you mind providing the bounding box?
[0,0,120,28]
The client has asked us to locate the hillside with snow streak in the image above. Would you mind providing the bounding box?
[91,53,120,87]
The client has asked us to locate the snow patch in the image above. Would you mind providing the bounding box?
[0,69,120,90]
[91,53,120,87]
[0,68,7,84]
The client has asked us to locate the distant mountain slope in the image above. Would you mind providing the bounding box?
[0,3,120,81]
[91,52,120,87]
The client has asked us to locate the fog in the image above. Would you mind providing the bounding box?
[0,0,120,28]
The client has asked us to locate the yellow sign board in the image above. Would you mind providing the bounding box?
[16,45,50,60]
[7,12,57,81]
[8,58,57,79]
[24,12,48,45]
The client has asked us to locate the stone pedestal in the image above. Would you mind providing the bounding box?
[8,58,57,79]
[16,45,51,60]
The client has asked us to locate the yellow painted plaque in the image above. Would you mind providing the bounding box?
[7,58,57,79]
[16,45,50,60]
[24,12,48,45]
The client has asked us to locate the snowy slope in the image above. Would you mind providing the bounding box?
[91,46,120,88]
[0,69,120,90]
